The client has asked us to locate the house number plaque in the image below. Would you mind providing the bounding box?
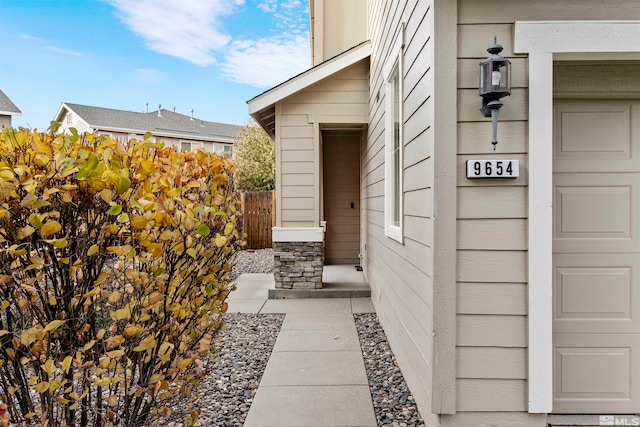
[466,159,519,179]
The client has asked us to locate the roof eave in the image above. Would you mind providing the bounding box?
[92,125,236,143]
[0,110,21,116]
[247,40,371,117]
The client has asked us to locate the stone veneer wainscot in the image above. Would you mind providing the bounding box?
[273,241,324,289]
[272,227,325,290]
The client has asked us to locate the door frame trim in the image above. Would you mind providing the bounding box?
[514,20,640,414]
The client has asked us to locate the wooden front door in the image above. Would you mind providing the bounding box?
[322,130,361,265]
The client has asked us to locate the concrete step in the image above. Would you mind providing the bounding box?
[270,265,370,299]
[269,281,371,299]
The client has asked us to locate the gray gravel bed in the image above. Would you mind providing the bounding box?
[229,248,274,281]
[355,313,426,427]
[167,313,284,426]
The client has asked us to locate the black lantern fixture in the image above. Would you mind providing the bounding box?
[479,37,511,150]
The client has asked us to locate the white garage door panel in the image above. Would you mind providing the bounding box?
[554,254,638,334]
[554,100,640,173]
[553,173,639,254]
[554,334,640,413]
[553,98,640,414]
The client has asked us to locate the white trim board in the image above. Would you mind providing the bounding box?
[514,20,640,414]
[272,227,324,243]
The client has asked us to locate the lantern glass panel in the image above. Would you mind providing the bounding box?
[498,62,509,91]
[479,62,492,96]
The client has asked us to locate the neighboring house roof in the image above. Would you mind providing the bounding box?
[0,89,22,116]
[247,40,371,136]
[54,103,240,143]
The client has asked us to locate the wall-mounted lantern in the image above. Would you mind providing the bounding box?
[479,37,511,150]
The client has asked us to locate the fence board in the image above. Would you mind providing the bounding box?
[241,191,275,249]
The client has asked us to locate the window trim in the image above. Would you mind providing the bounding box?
[383,26,405,243]
[180,140,203,152]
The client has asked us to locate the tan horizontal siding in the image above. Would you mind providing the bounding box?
[281,149,314,162]
[404,188,433,218]
[455,11,529,407]
[457,282,527,315]
[281,198,314,210]
[457,187,527,219]
[405,69,434,120]
[282,103,368,116]
[281,162,313,174]
[404,160,433,191]
[368,240,434,343]
[405,126,433,162]
[280,114,309,126]
[457,250,527,283]
[401,237,434,277]
[307,78,369,93]
[280,125,313,138]
[368,235,433,306]
[457,88,528,122]
[281,138,314,150]
[458,122,527,154]
[456,347,527,379]
[281,209,314,222]
[364,0,436,416]
[457,219,527,250]
[280,174,315,186]
[458,24,515,58]
[405,95,434,143]
[457,315,527,347]
[280,186,313,198]
[456,379,527,411]
[404,216,433,246]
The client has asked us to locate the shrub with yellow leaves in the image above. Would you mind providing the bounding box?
[0,126,244,426]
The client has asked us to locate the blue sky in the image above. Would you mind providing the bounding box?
[0,0,311,129]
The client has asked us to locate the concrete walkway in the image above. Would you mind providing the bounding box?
[227,273,377,427]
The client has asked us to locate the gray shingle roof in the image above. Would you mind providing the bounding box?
[61,103,240,140]
[0,90,22,115]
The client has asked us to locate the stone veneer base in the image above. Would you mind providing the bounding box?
[273,241,324,289]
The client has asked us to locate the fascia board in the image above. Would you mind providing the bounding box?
[93,126,235,142]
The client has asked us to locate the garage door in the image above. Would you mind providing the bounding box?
[553,99,640,413]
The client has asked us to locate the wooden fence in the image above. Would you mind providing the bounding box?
[240,191,275,249]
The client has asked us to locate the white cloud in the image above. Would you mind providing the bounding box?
[20,34,42,41]
[221,34,310,88]
[220,0,310,88]
[107,0,245,66]
[20,34,82,56]
[107,0,311,87]
[257,0,277,13]
[45,46,82,56]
